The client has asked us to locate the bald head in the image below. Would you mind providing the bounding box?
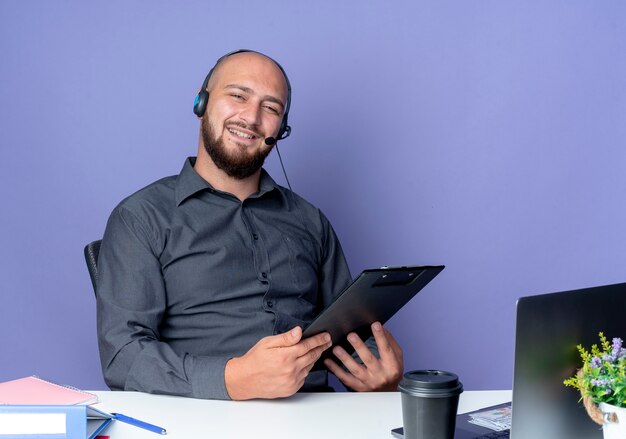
[207,51,289,110]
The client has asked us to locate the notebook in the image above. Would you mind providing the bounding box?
[0,376,98,405]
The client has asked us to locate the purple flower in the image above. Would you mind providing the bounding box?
[603,354,615,362]
[591,357,602,368]
[612,338,623,357]
[591,378,614,387]
[605,388,613,395]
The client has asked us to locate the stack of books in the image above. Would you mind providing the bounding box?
[0,375,165,438]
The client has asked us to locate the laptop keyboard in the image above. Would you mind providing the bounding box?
[476,431,510,439]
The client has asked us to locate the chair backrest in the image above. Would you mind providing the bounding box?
[84,240,102,297]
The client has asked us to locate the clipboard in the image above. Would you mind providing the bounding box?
[302,265,444,370]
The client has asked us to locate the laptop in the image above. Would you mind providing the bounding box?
[508,281,626,438]
[392,281,626,438]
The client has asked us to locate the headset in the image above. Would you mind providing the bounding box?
[193,49,292,144]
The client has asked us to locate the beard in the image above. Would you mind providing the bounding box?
[201,117,272,180]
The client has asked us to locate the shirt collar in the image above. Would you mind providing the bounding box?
[175,157,290,208]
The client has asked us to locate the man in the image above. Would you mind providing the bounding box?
[97,50,403,400]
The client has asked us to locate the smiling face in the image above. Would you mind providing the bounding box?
[200,52,289,180]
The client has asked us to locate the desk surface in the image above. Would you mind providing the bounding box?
[92,390,511,438]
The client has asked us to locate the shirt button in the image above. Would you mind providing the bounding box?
[267,300,274,308]
[253,233,259,240]
[261,272,267,278]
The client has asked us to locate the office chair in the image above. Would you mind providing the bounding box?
[84,239,102,297]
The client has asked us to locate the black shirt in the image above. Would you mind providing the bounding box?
[96,157,352,399]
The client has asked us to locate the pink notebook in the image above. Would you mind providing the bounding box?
[0,376,99,405]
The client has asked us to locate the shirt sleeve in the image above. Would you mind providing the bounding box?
[96,205,231,400]
[317,211,353,308]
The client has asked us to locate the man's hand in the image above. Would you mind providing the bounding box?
[225,326,332,400]
[323,322,403,392]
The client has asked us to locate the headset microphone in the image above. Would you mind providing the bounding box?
[264,125,292,146]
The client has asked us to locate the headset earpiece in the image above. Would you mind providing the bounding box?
[193,70,212,117]
[193,89,209,117]
[278,123,291,141]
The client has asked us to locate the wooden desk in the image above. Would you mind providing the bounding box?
[92,390,512,438]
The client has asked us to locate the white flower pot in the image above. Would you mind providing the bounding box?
[599,403,626,439]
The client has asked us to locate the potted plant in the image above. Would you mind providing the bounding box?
[564,332,626,439]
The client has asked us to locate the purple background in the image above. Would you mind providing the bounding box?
[1,1,625,391]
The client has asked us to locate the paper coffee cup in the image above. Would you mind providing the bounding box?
[398,370,463,439]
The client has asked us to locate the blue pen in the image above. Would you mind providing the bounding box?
[112,412,167,435]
